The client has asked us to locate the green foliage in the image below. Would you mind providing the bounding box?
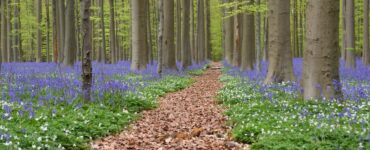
[0,74,195,149]
[218,75,370,150]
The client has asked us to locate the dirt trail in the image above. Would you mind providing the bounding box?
[93,63,248,150]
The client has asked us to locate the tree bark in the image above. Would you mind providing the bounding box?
[147,0,153,64]
[255,0,261,71]
[57,0,65,63]
[7,0,12,62]
[131,0,148,71]
[52,0,58,63]
[224,0,234,64]
[345,0,356,68]
[264,0,295,83]
[364,0,370,66]
[302,0,342,100]
[63,0,77,66]
[197,0,205,63]
[81,0,93,101]
[176,0,181,62]
[45,0,50,62]
[1,0,8,62]
[109,0,117,64]
[157,0,164,74]
[181,0,191,69]
[232,12,242,67]
[98,0,106,63]
[241,8,255,71]
[14,0,21,62]
[206,0,211,60]
[341,0,346,60]
[163,0,177,69]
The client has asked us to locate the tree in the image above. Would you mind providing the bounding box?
[364,0,370,66]
[52,0,58,62]
[109,0,117,64]
[176,0,181,62]
[7,0,12,62]
[98,0,106,63]
[131,0,148,71]
[45,0,51,62]
[197,0,205,63]
[63,0,77,66]
[157,0,164,74]
[1,0,8,62]
[345,0,356,68]
[181,0,191,69]
[302,0,342,99]
[57,0,65,63]
[264,0,295,83]
[241,1,255,71]
[255,0,261,71]
[14,0,21,62]
[163,0,177,69]
[81,0,93,101]
[232,10,242,67]
[223,0,234,64]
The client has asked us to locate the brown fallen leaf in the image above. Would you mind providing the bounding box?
[190,128,204,137]
[175,132,190,140]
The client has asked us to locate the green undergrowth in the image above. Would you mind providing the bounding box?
[0,70,204,149]
[218,75,370,150]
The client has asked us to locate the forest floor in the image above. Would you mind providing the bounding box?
[92,63,249,150]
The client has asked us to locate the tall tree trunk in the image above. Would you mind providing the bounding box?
[302,0,342,99]
[241,6,255,71]
[52,0,58,63]
[45,0,51,62]
[197,0,205,63]
[206,0,211,60]
[232,12,242,67]
[181,0,191,69]
[57,0,65,63]
[176,0,181,62]
[7,0,12,62]
[147,0,153,64]
[1,0,8,62]
[364,0,370,66]
[109,0,117,64]
[163,0,177,69]
[263,16,268,61]
[345,0,356,68]
[255,0,261,71]
[131,0,148,71]
[190,0,195,63]
[341,0,346,60]
[157,0,164,74]
[224,0,234,64]
[81,0,93,101]
[14,0,21,62]
[264,0,295,83]
[63,0,77,66]
[98,0,106,63]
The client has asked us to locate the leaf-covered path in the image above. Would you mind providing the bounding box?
[92,63,248,150]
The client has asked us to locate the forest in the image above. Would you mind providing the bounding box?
[0,0,370,149]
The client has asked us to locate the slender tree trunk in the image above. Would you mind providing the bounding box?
[98,0,106,63]
[109,0,117,64]
[345,0,356,68]
[63,0,77,66]
[264,0,295,83]
[181,0,191,69]
[7,0,12,62]
[163,0,177,69]
[1,0,8,62]
[197,0,205,63]
[14,0,21,62]
[241,5,255,71]
[364,0,370,66]
[81,0,93,101]
[52,0,58,63]
[176,0,181,62]
[131,0,148,71]
[255,0,261,71]
[341,0,346,60]
[206,0,211,60]
[57,0,65,63]
[157,0,164,74]
[232,12,242,67]
[190,0,195,63]
[224,0,234,64]
[263,16,268,61]
[302,0,342,99]
[45,0,50,62]
[147,0,153,64]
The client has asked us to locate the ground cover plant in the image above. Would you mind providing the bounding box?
[218,59,370,150]
[0,61,207,149]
